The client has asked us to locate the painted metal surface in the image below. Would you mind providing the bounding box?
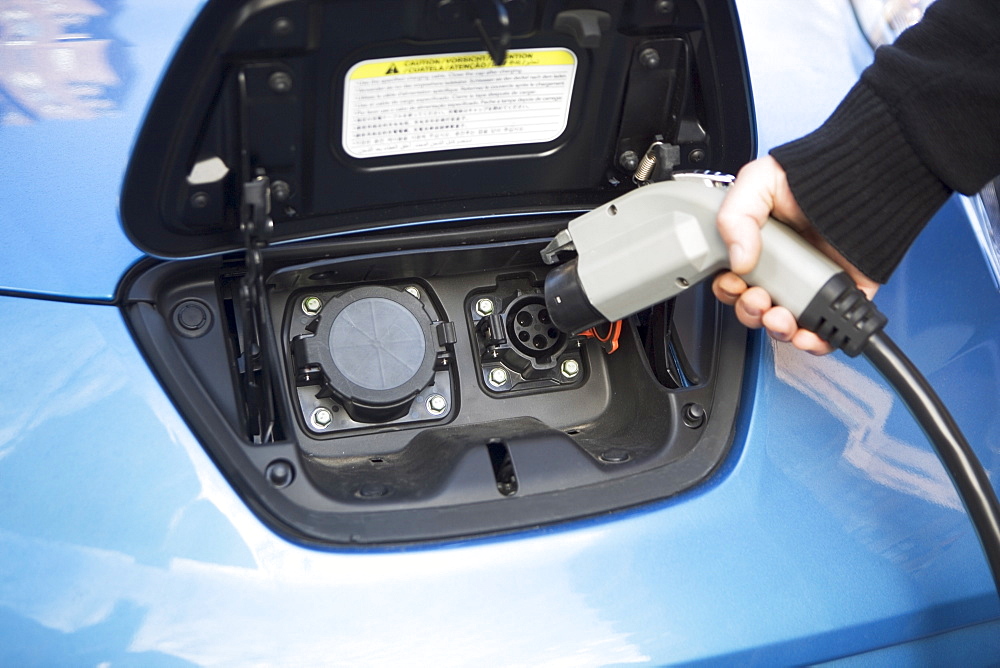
[2,199,999,665]
[0,0,206,300]
[2,0,1000,664]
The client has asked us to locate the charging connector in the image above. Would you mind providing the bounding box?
[798,273,887,357]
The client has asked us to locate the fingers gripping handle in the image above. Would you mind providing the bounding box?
[752,214,887,356]
[748,216,841,318]
[544,179,886,355]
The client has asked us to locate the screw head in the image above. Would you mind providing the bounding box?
[426,394,448,415]
[404,285,421,299]
[301,296,322,315]
[488,367,509,387]
[619,150,639,172]
[560,359,581,378]
[689,148,706,163]
[271,180,291,202]
[272,16,294,36]
[640,48,660,69]
[655,0,675,14]
[268,71,293,94]
[475,297,495,316]
[311,407,334,428]
[190,191,209,209]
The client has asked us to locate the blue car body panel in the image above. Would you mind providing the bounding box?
[2,0,999,664]
[0,0,206,300]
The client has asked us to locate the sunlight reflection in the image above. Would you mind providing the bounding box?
[773,342,961,510]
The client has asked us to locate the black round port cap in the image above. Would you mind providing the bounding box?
[330,297,427,390]
[307,285,437,408]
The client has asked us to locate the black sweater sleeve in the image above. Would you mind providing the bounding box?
[769,0,1000,284]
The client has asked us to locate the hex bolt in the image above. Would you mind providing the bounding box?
[640,48,660,69]
[426,394,448,415]
[268,71,293,94]
[561,359,581,379]
[271,180,291,202]
[488,367,509,387]
[272,16,294,36]
[301,296,323,316]
[476,297,495,316]
[689,148,706,163]
[190,192,209,209]
[619,150,639,172]
[311,406,334,428]
[404,285,421,299]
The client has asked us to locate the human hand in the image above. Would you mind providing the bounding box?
[711,156,879,354]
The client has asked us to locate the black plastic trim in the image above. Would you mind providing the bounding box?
[119,231,748,547]
[120,0,755,259]
[544,259,607,334]
[799,272,887,357]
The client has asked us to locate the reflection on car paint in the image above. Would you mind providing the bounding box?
[774,341,961,511]
[0,298,650,665]
[0,1,131,125]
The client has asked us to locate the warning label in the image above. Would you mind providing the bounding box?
[342,48,577,159]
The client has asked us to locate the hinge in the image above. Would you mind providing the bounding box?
[238,173,279,442]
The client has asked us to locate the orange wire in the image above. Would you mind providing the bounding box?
[580,320,623,354]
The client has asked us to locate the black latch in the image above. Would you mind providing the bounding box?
[238,173,281,442]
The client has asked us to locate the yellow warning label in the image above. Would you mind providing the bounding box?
[349,48,576,80]
[343,47,578,158]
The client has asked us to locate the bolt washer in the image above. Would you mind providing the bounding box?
[301,296,322,315]
[488,367,509,387]
[426,394,448,415]
[311,407,334,429]
[476,298,495,316]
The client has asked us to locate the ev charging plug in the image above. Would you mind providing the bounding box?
[541,174,885,356]
[540,172,1000,597]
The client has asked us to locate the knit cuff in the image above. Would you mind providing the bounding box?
[769,81,952,284]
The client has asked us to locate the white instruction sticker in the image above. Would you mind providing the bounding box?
[342,48,577,158]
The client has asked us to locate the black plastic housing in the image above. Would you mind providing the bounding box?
[122,222,748,545]
[119,0,756,545]
[120,0,754,258]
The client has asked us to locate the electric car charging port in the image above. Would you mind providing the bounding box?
[468,275,583,395]
[124,235,745,545]
[288,282,458,436]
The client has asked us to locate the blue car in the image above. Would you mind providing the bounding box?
[2,0,999,664]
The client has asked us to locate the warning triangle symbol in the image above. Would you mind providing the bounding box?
[386,64,399,75]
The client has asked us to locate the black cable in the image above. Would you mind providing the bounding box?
[799,274,1000,593]
[863,331,1000,595]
